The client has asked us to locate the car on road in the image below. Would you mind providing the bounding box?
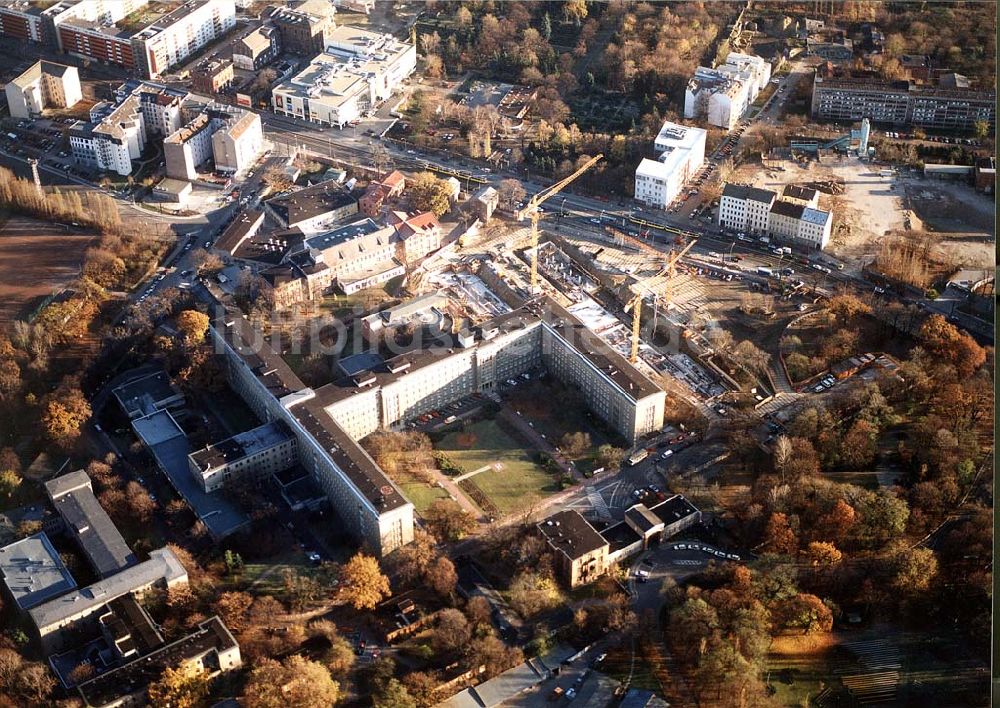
[593,653,607,665]
[589,218,601,224]
[565,688,577,701]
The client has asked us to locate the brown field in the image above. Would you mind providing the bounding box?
[0,214,97,325]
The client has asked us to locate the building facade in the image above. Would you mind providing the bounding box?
[211,312,416,558]
[811,74,996,131]
[271,26,416,127]
[188,421,297,493]
[5,60,81,119]
[684,52,770,129]
[269,3,332,55]
[210,108,263,174]
[634,120,706,209]
[718,183,777,233]
[720,183,832,249]
[232,24,280,70]
[192,58,235,94]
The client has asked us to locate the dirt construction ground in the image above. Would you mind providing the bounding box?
[0,214,96,325]
[740,155,995,272]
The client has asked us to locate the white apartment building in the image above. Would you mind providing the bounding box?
[132,0,237,78]
[271,26,415,127]
[634,120,706,209]
[5,60,81,119]
[69,94,146,176]
[685,67,749,130]
[165,106,262,180]
[138,86,186,136]
[164,113,214,180]
[768,201,833,249]
[719,183,777,233]
[723,52,772,95]
[685,53,771,130]
[720,183,833,250]
[211,109,264,174]
[72,78,260,179]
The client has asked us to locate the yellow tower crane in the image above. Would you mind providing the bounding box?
[517,154,603,292]
[623,239,695,364]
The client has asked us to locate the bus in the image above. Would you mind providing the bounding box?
[627,450,649,466]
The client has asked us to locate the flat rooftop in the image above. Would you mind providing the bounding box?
[318,296,661,406]
[112,369,180,418]
[212,308,410,514]
[189,420,293,473]
[538,510,608,560]
[653,120,706,151]
[132,411,250,539]
[29,547,186,632]
[650,494,700,526]
[303,217,382,251]
[77,616,237,708]
[265,182,357,228]
[0,533,77,610]
[45,470,137,578]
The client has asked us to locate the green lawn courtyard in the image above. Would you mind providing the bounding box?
[435,419,558,516]
[395,470,449,515]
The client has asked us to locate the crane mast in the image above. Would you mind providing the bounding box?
[516,155,603,292]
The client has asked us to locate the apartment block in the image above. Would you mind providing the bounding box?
[768,200,833,249]
[271,26,416,127]
[5,60,81,119]
[45,469,137,578]
[684,53,770,130]
[0,0,54,45]
[811,74,996,131]
[719,183,833,250]
[188,420,297,493]
[718,183,776,233]
[0,0,144,51]
[269,0,333,55]
[211,107,263,174]
[634,120,706,209]
[54,0,236,78]
[30,547,187,653]
[69,94,146,176]
[192,58,235,94]
[232,23,280,70]
[163,104,261,180]
[69,81,200,176]
[164,112,216,180]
